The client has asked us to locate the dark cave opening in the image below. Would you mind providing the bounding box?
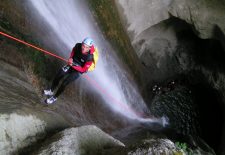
[173,17,225,154]
[191,80,225,154]
[144,17,225,154]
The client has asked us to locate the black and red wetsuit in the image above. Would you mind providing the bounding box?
[49,43,94,97]
[70,43,94,73]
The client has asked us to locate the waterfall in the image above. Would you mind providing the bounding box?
[27,0,167,126]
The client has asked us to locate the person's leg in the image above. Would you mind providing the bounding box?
[50,67,68,91]
[54,70,80,97]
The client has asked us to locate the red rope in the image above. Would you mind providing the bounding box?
[0,31,146,118]
[0,31,67,62]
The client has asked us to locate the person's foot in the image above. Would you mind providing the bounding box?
[44,89,54,96]
[45,96,57,104]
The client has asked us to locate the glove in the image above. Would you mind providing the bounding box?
[62,65,70,72]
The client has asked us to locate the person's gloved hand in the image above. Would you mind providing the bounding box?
[62,65,70,72]
[68,58,73,66]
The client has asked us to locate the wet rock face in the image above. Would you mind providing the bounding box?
[116,0,225,82]
[116,0,225,44]
[126,138,215,155]
[168,0,225,40]
[116,0,170,39]
[26,125,215,155]
[0,61,70,155]
[0,113,47,155]
[128,139,182,155]
[35,125,125,155]
[116,1,225,153]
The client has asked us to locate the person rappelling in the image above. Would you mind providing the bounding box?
[44,37,99,104]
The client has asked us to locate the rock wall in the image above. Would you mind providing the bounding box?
[35,125,125,155]
[115,0,170,40]
[115,0,225,82]
[115,0,225,154]
[116,0,225,45]
[168,0,225,39]
[31,125,215,155]
[115,0,180,83]
[0,113,45,155]
[0,61,69,155]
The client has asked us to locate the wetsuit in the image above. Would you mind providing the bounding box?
[50,43,94,97]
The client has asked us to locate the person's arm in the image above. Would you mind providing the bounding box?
[72,61,93,73]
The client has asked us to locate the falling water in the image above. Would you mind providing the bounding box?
[27,0,167,126]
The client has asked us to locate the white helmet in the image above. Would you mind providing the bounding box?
[82,37,94,47]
